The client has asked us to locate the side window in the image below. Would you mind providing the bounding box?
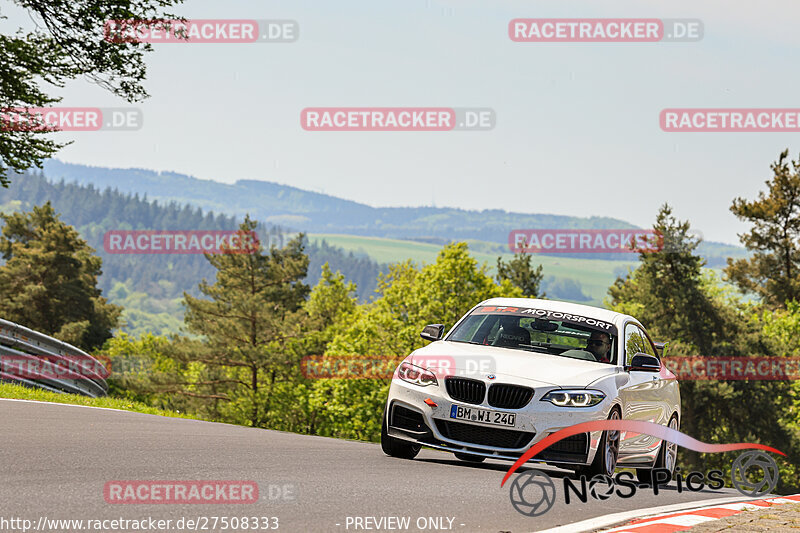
[623,323,647,366]
[636,326,658,359]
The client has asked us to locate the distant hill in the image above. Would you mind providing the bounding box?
[0,164,751,335]
[41,160,747,267]
[42,160,636,240]
[0,171,382,337]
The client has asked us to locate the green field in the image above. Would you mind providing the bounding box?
[309,234,639,305]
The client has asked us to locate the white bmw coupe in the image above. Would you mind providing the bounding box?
[381,298,680,481]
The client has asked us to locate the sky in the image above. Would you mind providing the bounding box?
[4,0,800,245]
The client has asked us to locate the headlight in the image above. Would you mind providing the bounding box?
[541,389,605,407]
[397,362,438,387]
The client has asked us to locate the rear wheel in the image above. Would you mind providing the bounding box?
[637,415,679,484]
[454,452,486,463]
[380,409,421,459]
[578,408,620,478]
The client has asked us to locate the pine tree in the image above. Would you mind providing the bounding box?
[607,204,798,490]
[726,149,800,308]
[608,204,728,354]
[0,202,121,349]
[182,216,310,427]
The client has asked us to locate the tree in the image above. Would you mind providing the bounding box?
[607,204,799,491]
[0,0,183,184]
[305,263,357,331]
[328,243,522,358]
[266,264,360,437]
[310,243,523,442]
[295,262,359,360]
[182,217,310,427]
[726,149,800,308]
[0,202,120,349]
[496,253,545,298]
[608,204,730,355]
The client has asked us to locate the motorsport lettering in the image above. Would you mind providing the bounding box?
[475,306,614,331]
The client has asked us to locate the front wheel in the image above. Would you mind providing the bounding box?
[578,408,620,478]
[637,415,679,484]
[380,410,421,459]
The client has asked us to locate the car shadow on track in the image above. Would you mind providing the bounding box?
[415,456,576,477]
[414,456,738,495]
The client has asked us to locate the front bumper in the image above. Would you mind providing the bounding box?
[386,377,614,466]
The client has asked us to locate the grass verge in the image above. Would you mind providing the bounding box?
[0,382,200,420]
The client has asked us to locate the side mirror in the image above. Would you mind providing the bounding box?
[420,324,445,342]
[629,353,661,372]
[653,341,669,357]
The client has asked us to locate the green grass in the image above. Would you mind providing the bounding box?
[0,383,200,420]
[309,233,639,305]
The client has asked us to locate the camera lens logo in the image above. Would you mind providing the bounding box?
[509,470,556,516]
[731,451,779,497]
[588,474,615,500]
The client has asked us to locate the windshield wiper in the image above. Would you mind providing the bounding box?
[452,340,548,354]
[518,345,549,353]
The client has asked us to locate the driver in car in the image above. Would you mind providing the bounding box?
[585,331,612,363]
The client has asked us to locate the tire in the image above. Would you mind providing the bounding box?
[380,409,421,459]
[454,452,486,463]
[637,415,679,485]
[578,408,621,478]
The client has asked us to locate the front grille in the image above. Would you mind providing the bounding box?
[434,419,534,449]
[487,384,534,409]
[445,377,486,405]
[391,405,426,433]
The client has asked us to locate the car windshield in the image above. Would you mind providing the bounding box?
[446,307,617,364]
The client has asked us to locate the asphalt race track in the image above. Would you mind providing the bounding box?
[0,400,763,532]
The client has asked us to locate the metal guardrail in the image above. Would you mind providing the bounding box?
[0,318,108,397]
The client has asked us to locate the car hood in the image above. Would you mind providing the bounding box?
[407,340,618,388]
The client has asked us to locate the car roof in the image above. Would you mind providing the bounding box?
[477,297,636,329]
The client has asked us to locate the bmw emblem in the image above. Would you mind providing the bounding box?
[487,374,496,380]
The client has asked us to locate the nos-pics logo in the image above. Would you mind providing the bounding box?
[502,420,783,516]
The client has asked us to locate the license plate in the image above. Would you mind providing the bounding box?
[449,404,516,427]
